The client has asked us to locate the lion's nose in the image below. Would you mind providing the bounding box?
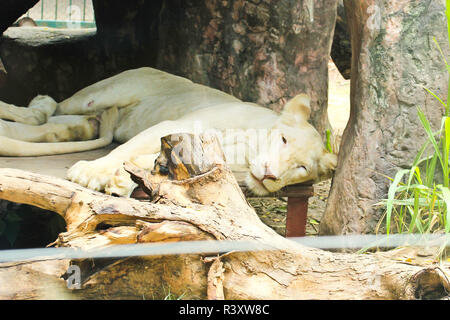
[262,164,277,181]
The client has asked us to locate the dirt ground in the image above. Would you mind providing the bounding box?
[249,179,332,236]
[250,60,350,236]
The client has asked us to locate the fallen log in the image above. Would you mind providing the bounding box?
[0,133,449,300]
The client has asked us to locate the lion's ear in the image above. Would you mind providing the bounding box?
[280,94,311,124]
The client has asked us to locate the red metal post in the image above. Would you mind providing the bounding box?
[286,196,309,237]
[283,184,314,238]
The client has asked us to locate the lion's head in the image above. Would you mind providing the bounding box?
[245,94,337,196]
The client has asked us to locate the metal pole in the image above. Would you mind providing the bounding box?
[41,0,44,20]
[55,0,58,20]
[283,184,314,237]
[69,0,72,20]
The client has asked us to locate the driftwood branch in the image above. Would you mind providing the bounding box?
[0,134,449,299]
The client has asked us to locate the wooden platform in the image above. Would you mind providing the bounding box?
[0,144,314,237]
[0,144,118,179]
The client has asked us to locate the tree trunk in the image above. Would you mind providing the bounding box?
[321,0,449,235]
[0,133,449,300]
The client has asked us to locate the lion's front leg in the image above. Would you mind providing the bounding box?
[68,119,187,197]
[67,151,159,197]
[67,156,131,195]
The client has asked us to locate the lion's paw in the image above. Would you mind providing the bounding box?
[67,158,122,193]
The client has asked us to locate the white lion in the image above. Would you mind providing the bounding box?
[0,67,337,197]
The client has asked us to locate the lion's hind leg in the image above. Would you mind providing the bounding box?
[0,115,99,143]
[0,107,118,157]
[0,95,57,125]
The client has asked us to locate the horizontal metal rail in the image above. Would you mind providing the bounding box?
[0,234,448,264]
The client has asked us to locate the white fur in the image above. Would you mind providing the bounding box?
[0,67,337,196]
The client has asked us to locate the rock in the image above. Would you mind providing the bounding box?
[321,0,449,235]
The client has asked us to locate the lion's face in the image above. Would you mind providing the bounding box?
[245,94,337,196]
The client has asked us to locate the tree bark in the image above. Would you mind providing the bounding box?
[321,0,449,235]
[0,133,449,300]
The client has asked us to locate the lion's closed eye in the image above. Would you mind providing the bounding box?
[296,165,308,176]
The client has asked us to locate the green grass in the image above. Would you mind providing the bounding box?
[325,129,333,153]
[378,0,450,243]
[163,285,186,300]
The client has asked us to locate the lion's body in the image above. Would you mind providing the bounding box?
[0,67,337,196]
[57,68,276,143]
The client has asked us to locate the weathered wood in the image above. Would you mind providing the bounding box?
[152,133,225,181]
[127,134,314,238]
[0,133,449,299]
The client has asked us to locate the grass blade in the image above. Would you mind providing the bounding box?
[423,87,447,109]
[425,153,438,188]
[443,117,450,187]
[407,190,424,234]
[417,107,445,171]
[385,169,410,235]
[438,185,450,233]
